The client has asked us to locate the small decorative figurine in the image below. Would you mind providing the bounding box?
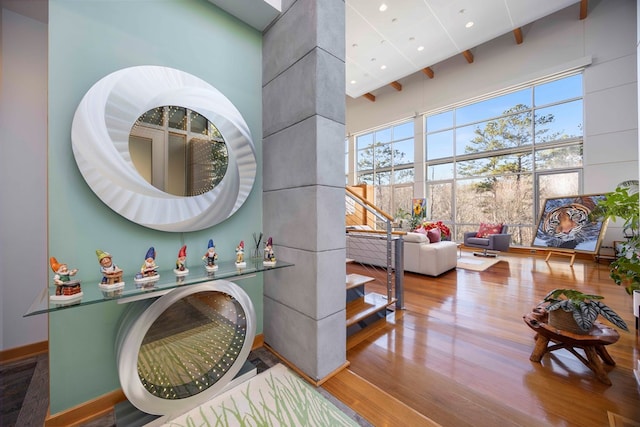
[96,249,124,297]
[174,245,189,276]
[203,239,218,272]
[235,240,246,268]
[49,257,83,302]
[135,247,159,286]
[263,237,276,266]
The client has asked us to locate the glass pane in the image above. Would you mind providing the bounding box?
[426,130,453,160]
[457,152,533,178]
[375,184,392,214]
[427,163,454,181]
[138,291,247,400]
[456,112,533,156]
[168,106,187,130]
[139,107,164,126]
[426,111,453,132]
[456,89,531,125]
[392,185,414,219]
[190,111,207,134]
[375,143,392,168]
[167,133,186,196]
[357,147,375,172]
[535,100,583,143]
[356,133,373,151]
[427,182,452,221]
[535,74,582,106]
[375,127,392,144]
[393,121,414,140]
[375,170,391,185]
[535,145,582,170]
[393,139,414,165]
[506,225,535,247]
[358,173,373,185]
[537,171,580,217]
[455,175,533,226]
[394,167,414,184]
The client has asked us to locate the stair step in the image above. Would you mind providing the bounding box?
[346,273,375,290]
[346,292,396,327]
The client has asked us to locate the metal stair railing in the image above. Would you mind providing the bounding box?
[345,187,404,309]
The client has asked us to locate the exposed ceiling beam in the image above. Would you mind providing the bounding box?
[390,81,402,91]
[579,0,588,20]
[462,50,474,64]
[513,27,523,45]
[422,67,435,79]
[363,93,376,102]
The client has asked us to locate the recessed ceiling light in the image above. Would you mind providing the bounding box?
[465,21,474,28]
[350,80,357,84]
[381,65,387,70]
[417,46,425,51]
[379,3,387,12]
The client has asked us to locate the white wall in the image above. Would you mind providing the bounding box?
[346,0,638,242]
[0,6,48,351]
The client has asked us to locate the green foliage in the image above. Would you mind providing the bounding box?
[594,186,640,295]
[542,288,628,332]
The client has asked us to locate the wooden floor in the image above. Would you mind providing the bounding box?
[325,252,640,427]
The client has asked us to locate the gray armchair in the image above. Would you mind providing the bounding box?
[463,225,511,257]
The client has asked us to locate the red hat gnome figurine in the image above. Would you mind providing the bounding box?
[49,257,82,303]
[235,240,246,268]
[174,245,189,276]
[203,239,218,272]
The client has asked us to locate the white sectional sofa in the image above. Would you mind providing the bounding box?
[346,230,458,277]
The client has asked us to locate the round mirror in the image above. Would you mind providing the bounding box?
[129,106,229,197]
[71,66,256,232]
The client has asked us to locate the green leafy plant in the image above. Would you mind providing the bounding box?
[593,185,640,295]
[542,288,628,332]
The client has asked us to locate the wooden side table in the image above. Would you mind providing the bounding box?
[523,307,620,385]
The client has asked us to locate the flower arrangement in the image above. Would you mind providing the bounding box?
[414,220,451,241]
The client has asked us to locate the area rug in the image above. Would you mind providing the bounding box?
[161,363,358,427]
[457,254,501,272]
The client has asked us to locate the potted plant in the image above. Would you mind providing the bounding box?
[542,288,629,334]
[592,184,640,295]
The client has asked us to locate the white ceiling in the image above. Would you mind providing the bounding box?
[346,0,582,99]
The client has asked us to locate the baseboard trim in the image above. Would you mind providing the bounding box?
[45,334,265,426]
[0,340,48,364]
[45,389,126,427]
[263,342,350,387]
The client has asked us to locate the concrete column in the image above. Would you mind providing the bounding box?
[262,0,346,380]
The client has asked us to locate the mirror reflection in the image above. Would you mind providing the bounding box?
[129,106,229,197]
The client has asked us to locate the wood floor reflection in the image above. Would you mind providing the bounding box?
[332,252,640,427]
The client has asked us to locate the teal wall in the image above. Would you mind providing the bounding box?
[48,0,263,414]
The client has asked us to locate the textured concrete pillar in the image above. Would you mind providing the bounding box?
[262,0,346,380]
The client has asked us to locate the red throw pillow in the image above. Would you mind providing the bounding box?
[476,223,503,238]
[427,227,441,243]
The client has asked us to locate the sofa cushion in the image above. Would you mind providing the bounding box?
[476,222,503,238]
[427,228,441,243]
[404,232,428,243]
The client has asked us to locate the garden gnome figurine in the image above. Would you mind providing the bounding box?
[235,240,246,267]
[96,249,123,285]
[203,239,218,271]
[176,245,187,270]
[49,257,82,297]
[140,247,159,277]
[263,237,276,265]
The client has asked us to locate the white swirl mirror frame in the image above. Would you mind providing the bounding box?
[71,66,257,232]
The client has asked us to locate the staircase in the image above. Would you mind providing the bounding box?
[345,188,404,339]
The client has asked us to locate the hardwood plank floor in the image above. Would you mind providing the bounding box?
[330,252,640,427]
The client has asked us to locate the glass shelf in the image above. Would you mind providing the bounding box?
[25,259,293,317]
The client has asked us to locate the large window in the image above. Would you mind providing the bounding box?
[425,73,583,244]
[356,121,415,217]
